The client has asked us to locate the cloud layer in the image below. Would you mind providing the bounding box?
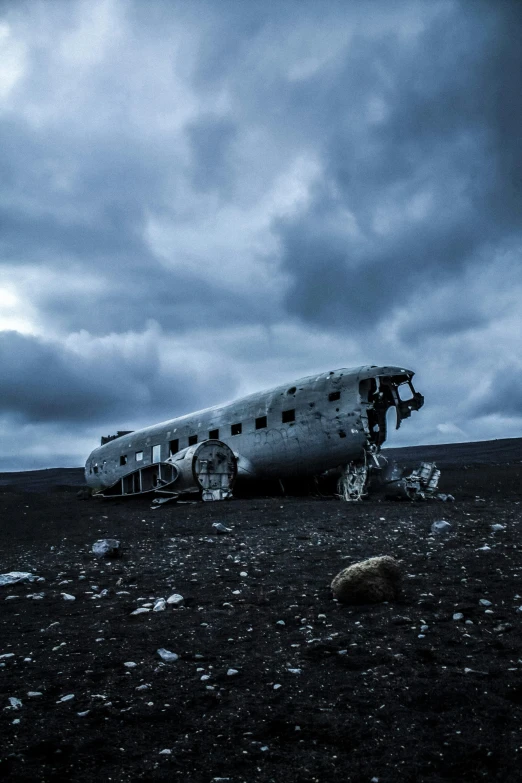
[1,0,521,469]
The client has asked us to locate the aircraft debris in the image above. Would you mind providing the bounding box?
[85,365,424,502]
[374,460,442,500]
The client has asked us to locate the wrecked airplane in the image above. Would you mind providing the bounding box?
[84,365,424,501]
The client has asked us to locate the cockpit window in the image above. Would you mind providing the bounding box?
[397,382,414,401]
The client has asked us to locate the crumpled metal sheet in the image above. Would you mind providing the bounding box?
[376,461,442,500]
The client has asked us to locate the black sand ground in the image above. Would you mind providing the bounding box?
[1,439,522,782]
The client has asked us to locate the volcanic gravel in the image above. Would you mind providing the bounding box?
[1,445,522,782]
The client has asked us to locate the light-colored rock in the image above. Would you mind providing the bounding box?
[157,648,178,662]
[166,594,184,607]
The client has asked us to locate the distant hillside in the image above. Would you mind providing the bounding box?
[1,438,521,492]
[383,437,522,467]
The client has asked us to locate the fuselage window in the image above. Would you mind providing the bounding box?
[255,415,267,430]
[169,439,179,455]
[231,422,242,436]
[135,451,143,462]
[120,455,128,466]
[282,409,295,423]
[188,434,198,446]
[209,429,219,439]
[329,390,341,402]
[152,444,161,462]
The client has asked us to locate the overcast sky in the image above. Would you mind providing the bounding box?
[1,0,521,470]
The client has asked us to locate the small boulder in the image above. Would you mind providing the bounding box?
[92,539,121,558]
[331,556,402,604]
[431,520,452,534]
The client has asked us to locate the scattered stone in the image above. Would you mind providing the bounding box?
[61,593,76,601]
[453,612,464,620]
[153,598,166,612]
[56,694,75,703]
[0,653,15,660]
[273,683,282,690]
[479,599,492,606]
[8,697,22,709]
[166,594,184,606]
[157,648,178,662]
[331,556,402,604]
[124,662,138,668]
[92,539,121,558]
[0,572,43,587]
[491,524,505,532]
[287,668,302,674]
[227,668,239,676]
[27,691,43,697]
[431,520,452,534]
[131,608,150,615]
[159,749,172,755]
[212,522,231,534]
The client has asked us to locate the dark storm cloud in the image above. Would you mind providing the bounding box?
[0,330,238,425]
[277,2,522,331]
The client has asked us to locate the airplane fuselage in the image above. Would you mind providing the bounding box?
[85,365,424,493]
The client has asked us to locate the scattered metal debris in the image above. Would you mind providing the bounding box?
[373,460,442,500]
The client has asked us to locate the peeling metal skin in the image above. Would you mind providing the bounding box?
[84,365,424,499]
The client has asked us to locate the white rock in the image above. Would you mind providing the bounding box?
[8,697,22,709]
[159,749,172,755]
[275,620,285,626]
[239,572,248,577]
[477,545,491,551]
[212,522,231,534]
[453,612,464,620]
[56,694,75,703]
[431,520,452,534]
[124,662,138,668]
[273,683,282,690]
[479,599,492,606]
[61,593,76,601]
[131,608,150,615]
[157,648,178,662]
[153,599,166,612]
[287,668,302,675]
[491,524,505,531]
[0,572,43,586]
[27,691,43,697]
[166,594,184,606]
[0,653,15,660]
[201,674,211,681]
[227,669,239,676]
[77,710,90,717]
